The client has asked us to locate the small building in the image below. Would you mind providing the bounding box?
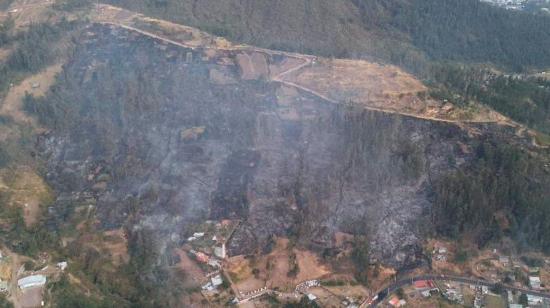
[414,280,436,291]
[211,274,223,287]
[421,290,432,298]
[509,304,523,308]
[202,282,215,292]
[57,261,68,271]
[18,275,46,289]
[307,293,317,301]
[388,296,406,307]
[195,252,209,263]
[527,294,543,306]
[208,258,221,268]
[214,243,226,259]
[529,276,541,289]
[193,232,205,238]
[443,288,464,304]
[499,256,510,265]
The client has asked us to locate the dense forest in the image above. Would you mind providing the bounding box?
[430,65,550,134]
[433,140,550,252]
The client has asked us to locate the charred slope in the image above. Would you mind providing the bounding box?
[30,24,548,269]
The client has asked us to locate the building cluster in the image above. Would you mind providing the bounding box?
[201,274,224,292]
[480,0,527,10]
[239,286,267,298]
[341,297,359,308]
[414,280,439,298]
[442,282,465,305]
[388,295,406,307]
[529,267,542,290]
[433,246,448,262]
[186,220,238,294]
[472,285,488,308]
[295,279,320,293]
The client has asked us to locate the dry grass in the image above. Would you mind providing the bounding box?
[102,229,130,266]
[0,167,54,227]
[0,64,62,122]
[0,261,12,281]
[175,248,205,285]
[225,237,332,293]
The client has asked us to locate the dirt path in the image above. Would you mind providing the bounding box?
[97,16,511,127]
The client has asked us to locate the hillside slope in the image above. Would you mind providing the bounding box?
[106,0,550,72]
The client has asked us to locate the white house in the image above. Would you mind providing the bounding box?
[211,274,223,287]
[18,275,46,289]
[527,294,543,306]
[214,243,226,259]
[529,276,541,289]
[57,261,68,271]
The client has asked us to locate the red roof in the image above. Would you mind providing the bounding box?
[195,252,209,263]
[414,280,434,289]
[389,296,400,306]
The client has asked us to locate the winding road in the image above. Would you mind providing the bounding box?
[95,8,514,127]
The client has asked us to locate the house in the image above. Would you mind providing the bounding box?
[202,282,215,292]
[214,243,226,259]
[388,296,406,307]
[18,275,46,289]
[195,251,210,263]
[421,290,432,298]
[211,275,223,287]
[414,280,436,291]
[527,294,543,306]
[57,261,68,271]
[208,258,221,268]
[499,256,510,265]
[529,276,541,289]
[443,288,464,304]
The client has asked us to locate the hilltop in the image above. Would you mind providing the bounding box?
[106,0,550,72]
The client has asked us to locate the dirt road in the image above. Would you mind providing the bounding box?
[96,17,510,127]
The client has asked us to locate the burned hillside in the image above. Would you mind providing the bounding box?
[26,23,549,271]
